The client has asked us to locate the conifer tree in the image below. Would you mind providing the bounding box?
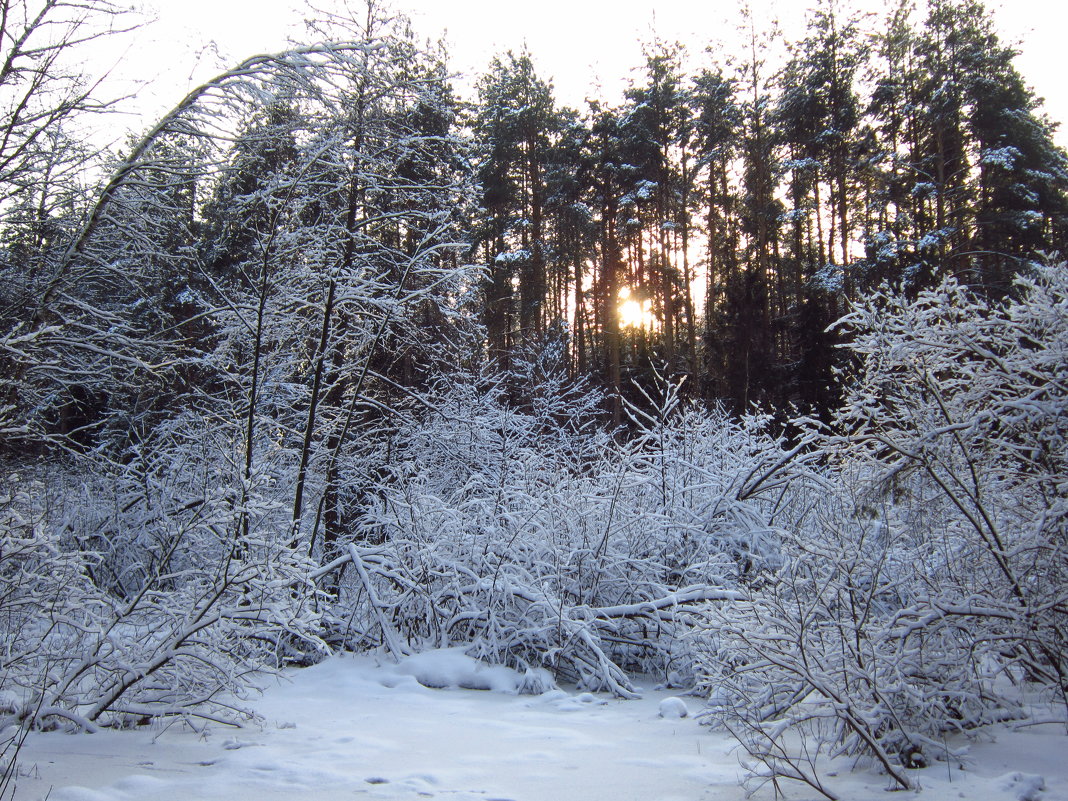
[473,51,558,365]
[619,42,692,373]
[725,12,781,410]
[690,66,741,400]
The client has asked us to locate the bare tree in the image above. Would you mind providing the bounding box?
[0,2,475,731]
[0,0,138,442]
[0,0,137,205]
[694,264,1068,797]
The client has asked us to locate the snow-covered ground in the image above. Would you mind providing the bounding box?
[7,651,1066,801]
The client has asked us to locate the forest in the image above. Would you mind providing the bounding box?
[0,0,1066,797]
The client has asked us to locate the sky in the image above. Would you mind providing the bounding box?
[124,0,1068,147]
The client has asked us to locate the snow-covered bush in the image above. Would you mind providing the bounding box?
[0,413,325,732]
[0,7,473,732]
[832,264,1068,707]
[320,364,804,696]
[693,478,971,796]
[693,264,1068,796]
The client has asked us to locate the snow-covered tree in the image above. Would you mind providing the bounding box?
[0,2,475,730]
[320,363,801,696]
[830,263,1068,706]
[693,262,1068,797]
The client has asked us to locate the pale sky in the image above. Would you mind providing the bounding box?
[124,0,1068,147]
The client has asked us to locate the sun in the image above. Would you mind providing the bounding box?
[618,286,654,329]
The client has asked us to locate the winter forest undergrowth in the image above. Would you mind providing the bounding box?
[1,0,1066,798]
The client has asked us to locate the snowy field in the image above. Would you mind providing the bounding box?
[7,651,1065,801]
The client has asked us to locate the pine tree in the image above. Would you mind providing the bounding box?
[689,66,741,400]
[725,12,781,410]
[473,50,559,367]
[543,108,598,375]
[774,2,864,416]
[955,1,1068,293]
[864,0,1068,295]
[586,101,629,426]
[864,0,922,286]
[618,41,693,374]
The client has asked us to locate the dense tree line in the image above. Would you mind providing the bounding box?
[2,0,1064,445]
[469,0,1068,421]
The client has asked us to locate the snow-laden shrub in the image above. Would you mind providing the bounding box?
[832,264,1068,706]
[321,365,805,696]
[692,264,1068,797]
[0,411,325,732]
[693,478,982,797]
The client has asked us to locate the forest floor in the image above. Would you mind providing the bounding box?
[9,652,1067,801]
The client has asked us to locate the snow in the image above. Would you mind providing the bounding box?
[998,772,1046,801]
[811,262,845,292]
[658,697,690,719]
[392,648,540,693]
[981,146,1022,169]
[493,249,531,265]
[8,655,1068,801]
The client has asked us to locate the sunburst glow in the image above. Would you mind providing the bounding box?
[618,286,655,329]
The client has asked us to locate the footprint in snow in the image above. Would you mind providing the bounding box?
[221,737,260,750]
[543,691,608,711]
[574,692,606,705]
